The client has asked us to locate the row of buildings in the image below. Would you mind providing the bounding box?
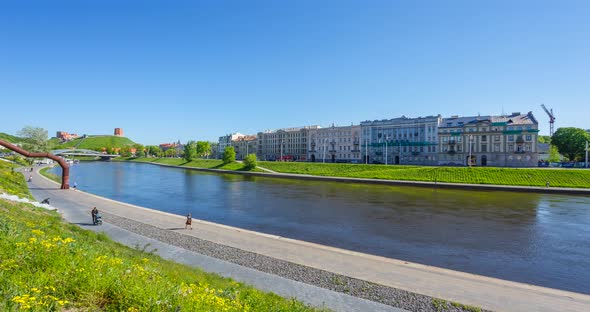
[218,111,541,167]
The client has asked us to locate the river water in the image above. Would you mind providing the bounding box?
[50,162,590,294]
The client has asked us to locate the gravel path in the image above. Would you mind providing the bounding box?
[101,211,490,312]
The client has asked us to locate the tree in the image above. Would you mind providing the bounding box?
[548,145,561,162]
[222,146,236,164]
[243,153,257,170]
[165,148,175,158]
[146,145,162,157]
[183,141,198,162]
[196,141,212,158]
[551,127,590,161]
[538,135,551,144]
[17,126,48,152]
[135,149,145,158]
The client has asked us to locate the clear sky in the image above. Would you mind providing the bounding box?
[1,1,588,145]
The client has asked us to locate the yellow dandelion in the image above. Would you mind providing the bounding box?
[31,229,45,236]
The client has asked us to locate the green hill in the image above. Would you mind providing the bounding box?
[51,135,138,150]
[0,132,26,144]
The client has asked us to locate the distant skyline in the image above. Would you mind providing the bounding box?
[1,1,589,145]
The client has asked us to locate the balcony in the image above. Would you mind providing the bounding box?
[448,140,456,144]
[447,150,456,155]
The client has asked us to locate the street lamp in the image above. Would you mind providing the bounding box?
[385,135,389,165]
[468,134,473,167]
[586,140,588,168]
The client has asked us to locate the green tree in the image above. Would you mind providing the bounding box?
[17,126,48,152]
[183,141,198,162]
[551,127,590,161]
[243,153,257,170]
[196,141,212,158]
[548,145,561,162]
[222,146,236,164]
[147,145,162,157]
[538,135,551,144]
[165,148,175,157]
[120,147,131,157]
[135,149,145,158]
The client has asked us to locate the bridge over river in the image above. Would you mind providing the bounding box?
[51,149,118,160]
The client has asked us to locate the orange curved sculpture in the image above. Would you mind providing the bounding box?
[0,139,70,189]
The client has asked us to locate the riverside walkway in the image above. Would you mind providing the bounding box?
[28,167,590,312]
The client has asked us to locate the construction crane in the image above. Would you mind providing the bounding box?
[540,104,556,136]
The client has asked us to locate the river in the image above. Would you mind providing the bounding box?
[50,161,590,294]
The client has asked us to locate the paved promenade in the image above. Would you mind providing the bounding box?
[28,167,590,312]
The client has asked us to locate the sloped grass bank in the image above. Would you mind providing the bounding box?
[0,161,33,200]
[0,200,321,311]
[258,162,590,188]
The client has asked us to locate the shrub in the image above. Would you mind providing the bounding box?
[244,153,257,170]
[222,146,236,164]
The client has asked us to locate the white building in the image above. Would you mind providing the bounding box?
[218,133,245,158]
[361,115,442,165]
[257,126,319,161]
[307,124,362,163]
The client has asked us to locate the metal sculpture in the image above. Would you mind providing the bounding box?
[0,139,70,189]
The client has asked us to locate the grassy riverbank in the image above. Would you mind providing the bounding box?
[0,161,33,200]
[259,162,590,188]
[2,166,323,311]
[119,157,264,172]
[117,157,590,188]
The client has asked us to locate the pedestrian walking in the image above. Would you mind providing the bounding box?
[91,207,98,224]
[73,182,77,190]
[185,213,192,230]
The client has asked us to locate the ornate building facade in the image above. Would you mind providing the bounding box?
[437,112,539,167]
[257,126,319,161]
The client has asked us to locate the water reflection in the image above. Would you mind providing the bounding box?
[50,162,590,294]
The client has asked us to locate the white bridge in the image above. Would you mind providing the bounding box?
[51,149,119,160]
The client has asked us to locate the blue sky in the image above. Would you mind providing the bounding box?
[1,1,588,144]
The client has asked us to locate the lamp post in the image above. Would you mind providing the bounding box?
[323,139,326,163]
[399,140,402,165]
[586,140,588,168]
[365,132,368,164]
[468,134,473,167]
[385,135,388,165]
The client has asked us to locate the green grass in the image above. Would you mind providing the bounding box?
[49,135,137,150]
[0,132,26,144]
[120,157,264,172]
[0,161,33,200]
[0,162,324,312]
[40,167,61,184]
[257,162,590,188]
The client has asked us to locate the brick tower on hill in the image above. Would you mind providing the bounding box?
[114,128,124,136]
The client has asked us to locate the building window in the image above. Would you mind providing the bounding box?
[526,135,532,141]
[508,135,514,141]
[482,135,487,142]
[495,135,500,141]
[508,144,514,151]
[494,144,500,152]
[481,145,487,152]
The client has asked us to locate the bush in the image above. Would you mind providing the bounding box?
[222,146,235,164]
[243,153,257,170]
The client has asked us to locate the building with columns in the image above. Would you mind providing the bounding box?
[257,126,319,161]
[361,115,442,165]
[437,112,539,167]
[307,124,362,163]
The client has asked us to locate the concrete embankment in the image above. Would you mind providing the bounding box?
[132,161,590,195]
